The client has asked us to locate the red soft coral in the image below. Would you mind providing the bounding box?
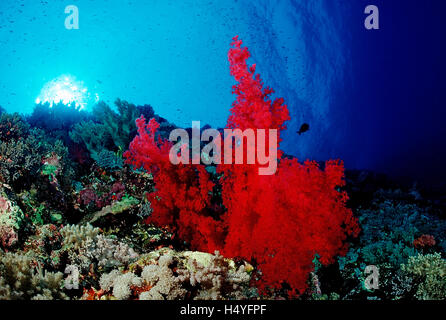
[227,36,290,136]
[124,116,225,252]
[219,157,359,295]
[216,37,359,295]
[124,36,359,297]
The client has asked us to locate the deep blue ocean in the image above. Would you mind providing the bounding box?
[1,0,445,185]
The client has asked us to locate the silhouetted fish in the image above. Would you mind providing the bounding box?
[297,123,309,135]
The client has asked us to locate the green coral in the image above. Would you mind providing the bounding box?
[402,253,446,300]
[19,189,60,226]
[41,164,59,180]
[69,120,111,159]
[68,99,140,162]
[344,198,446,270]
[92,99,140,151]
[107,196,139,214]
[0,112,29,142]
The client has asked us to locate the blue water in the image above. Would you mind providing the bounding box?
[1,0,445,184]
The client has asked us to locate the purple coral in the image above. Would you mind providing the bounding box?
[79,189,98,206]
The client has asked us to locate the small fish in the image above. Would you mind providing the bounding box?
[297,123,310,135]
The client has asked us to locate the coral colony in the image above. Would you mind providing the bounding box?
[0,37,445,301]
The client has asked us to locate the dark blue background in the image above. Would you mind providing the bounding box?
[336,0,446,185]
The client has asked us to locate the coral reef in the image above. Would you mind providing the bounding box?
[0,125,74,197]
[308,186,446,301]
[0,37,444,301]
[93,150,123,171]
[92,99,140,152]
[124,37,360,297]
[69,99,176,164]
[60,224,139,272]
[69,120,111,160]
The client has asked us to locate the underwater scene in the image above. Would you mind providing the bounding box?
[0,0,445,305]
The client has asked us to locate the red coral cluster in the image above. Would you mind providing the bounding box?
[413,234,436,249]
[124,37,359,296]
[227,36,289,140]
[124,117,225,252]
